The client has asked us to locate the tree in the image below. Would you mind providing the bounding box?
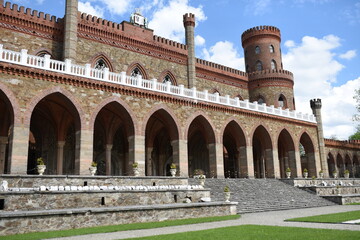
[349,88,360,140]
[349,126,360,140]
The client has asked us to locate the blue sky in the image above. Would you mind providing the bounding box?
[10,0,360,139]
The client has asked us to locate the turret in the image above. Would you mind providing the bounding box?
[63,0,78,61]
[241,26,295,110]
[183,13,196,88]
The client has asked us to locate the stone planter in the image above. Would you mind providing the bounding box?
[319,172,324,178]
[303,172,308,179]
[224,192,231,202]
[170,168,176,177]
[133,167,139,177]
[286,171,291,179]
[37,165,46,175]
[344,173,350,178]
[333,172,338,178]
[89,166,97,176]
[199,178,205,186]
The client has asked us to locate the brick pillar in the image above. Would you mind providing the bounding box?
[129,135,145,176]
[145,147,153,176]
[9,125,29,174]
[105,144,113,175]
[246,145,255,178]
[171,139,188,177]
[272,148,281,178]
[56,141,65,175]
[78,129,93,175]
[183,13,196,88]
[212,143,224,178]
[63,0,78,61]
[295,150,302,178]
[0,136,8,174]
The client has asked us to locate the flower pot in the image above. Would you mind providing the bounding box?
[319,172,324,178]
[199,178,205,186]
[333,172,338,178]
[286,171,291,179]
[303,172,308,179]
[224,192,231,202]
[133,167,139,177]
[344,173,350,178]
[89,166,97,176]
[170,168,176,177]
[37,165,46,175]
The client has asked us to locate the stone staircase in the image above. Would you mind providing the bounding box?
[189,178,336,213]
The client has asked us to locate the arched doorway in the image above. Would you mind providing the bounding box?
[145,109,179,176]
[278,129,296,178]
[28,93,80,175]
[0,90,14,174]
[299,133,316,177]
[93,102,134,176]
[327,152,336,177]
[336,153,344,177]
[252,125,273,178]
[188,116,216,177]
[345,154,352,177]
[353,156,359,178]
[223,121,246,178]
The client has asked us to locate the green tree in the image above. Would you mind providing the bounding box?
[349,88,360,140]
[349,126,360,140]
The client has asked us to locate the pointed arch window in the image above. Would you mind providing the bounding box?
[162,74,173,84]
[278,95,287,108]
[269,45,275,53]
[255,46,260,54]
[131,67,143,77]
[271,60,277,70]
[256,61,263,71]
[258,97,265,105]
[94,59,107,70]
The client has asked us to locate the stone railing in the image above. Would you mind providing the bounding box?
[0,44,316,123]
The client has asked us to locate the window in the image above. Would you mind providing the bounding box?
[269,45,274,53]
[258,98,265,105]
[162,74,173,84]
[256,61,263,71]
[94,59,107,70]
[131,67,142,77]
[246,65,250,73]
[271,60,277,70]
[255,46,260,54]
[278,96,284,108]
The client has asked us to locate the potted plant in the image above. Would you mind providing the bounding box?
[319,169,324,179]
[333,169,338,178]
[132,162,139,176]
[285,167,291,179]
[193,169,204,178]
[198,174,206,186]
[344,169,350,178]
[303,168,308,179]
[89,161,97,176]
[170,163,177,177]
[36,157,46,175]
[224,185,231,202]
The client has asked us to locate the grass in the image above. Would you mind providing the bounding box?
[125,225,360,240]
[346,203,360,205]
[286,210,360,223]
[0,215,240,240]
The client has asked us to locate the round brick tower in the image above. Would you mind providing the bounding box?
[183,13,196,88]
[241,26,295,110]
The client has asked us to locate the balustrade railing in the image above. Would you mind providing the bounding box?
[0,44,316,123]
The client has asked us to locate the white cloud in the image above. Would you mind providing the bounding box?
[98,0,134,16]
[148,0,206,43]
[284,40,295,48]
[339,50,357,60]
[78,1,104,18]
[283,35,359,139]
[195,35,205,46]
[245,0,272,16]
[343,2,360,25]
[36,0,44,4]
[202,41,245,70]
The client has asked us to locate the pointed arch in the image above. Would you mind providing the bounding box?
[299,132,316,177]
[277,129,297,178]
[327,152,336,177]
[336,153,344,177]
[277,94,287,109]
[90,53,114,72]
[127,62,149,79]
[159,70,177,85]
[353,155,359,178]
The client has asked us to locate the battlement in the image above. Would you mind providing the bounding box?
[183,13,195,27]
[241,25,281,46]
[325,138,360,149]
[0,1,62,23]
[196,58,247,78]
[310,98,322,109]
[153,35,187,50]
[247,69,293,83]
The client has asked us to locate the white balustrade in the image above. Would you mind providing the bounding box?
[0,45,316,123]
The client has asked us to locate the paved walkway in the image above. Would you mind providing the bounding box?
[51,205,360,240]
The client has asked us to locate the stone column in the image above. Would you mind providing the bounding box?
[212,143,224,178]
[171,139,188,177]
[56,141,65,175]
[183,13,196,88]
[9,125,30,174]
[78,129,93,175]
[145,147,153,176]
[295,150,302,178]
[0,136,8,174]
[246,145,254,178]
[63,0,78,61]
[271,148,281,178]
[128,135,145,176]
[310,99,328,177]
[105,144,113,176]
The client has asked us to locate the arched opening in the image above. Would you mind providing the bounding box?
[128,63,148,79]
[345,154,352,177]
[161,72,177,85]
[255,46,260,54]
[28,93,81,175]
[145,109,179,176]
[94,58,108,70]
[278,129,296,178]
[353,156,359,178]
[252,126,273,178]
[258,96,265,105]
[336,153,344,177]
[0,90,14,174]
[278,94,287,109]
[188,116,216,178]
[269,45,275,53]
[299,133,316,177]
[256,61,263,71]
[327,152,336,177]
[271,59,277,70]
[223,121,246,178]
[93,102,134,176]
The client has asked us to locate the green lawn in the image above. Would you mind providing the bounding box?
[0,215,240,240]
[346,203,360,205]
[126,225,360,240]
[286,210,360,223]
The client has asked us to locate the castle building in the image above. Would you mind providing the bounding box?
[0,0,359,179]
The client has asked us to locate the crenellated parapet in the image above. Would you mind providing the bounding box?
[196,58,247,77]
[248,69,293,89]
[310,98,322,109]
[325,138,360,151]
[183,13,195,27]
[241,25,281,47]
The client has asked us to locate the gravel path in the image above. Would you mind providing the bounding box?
[49,205,360,240]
